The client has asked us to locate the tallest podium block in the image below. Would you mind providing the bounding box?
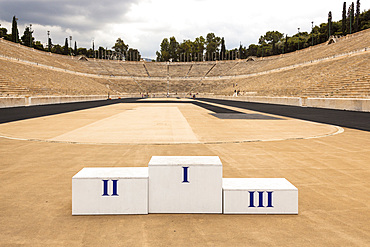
[149,156,223,213]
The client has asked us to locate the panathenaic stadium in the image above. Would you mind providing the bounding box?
[0,29,369,246]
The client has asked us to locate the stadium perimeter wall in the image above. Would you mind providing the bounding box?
[0,95,138,108]
[202,95,370,112]
[0,95,369,112]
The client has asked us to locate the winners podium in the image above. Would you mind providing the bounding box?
[72,156,298,215]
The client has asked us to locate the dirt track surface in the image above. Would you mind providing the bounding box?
[1,99,369,246]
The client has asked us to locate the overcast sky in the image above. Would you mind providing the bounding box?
[0,0,369,59]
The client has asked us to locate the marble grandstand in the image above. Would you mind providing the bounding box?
[0,29,369,98]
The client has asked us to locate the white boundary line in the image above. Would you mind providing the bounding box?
[0,126,344,146]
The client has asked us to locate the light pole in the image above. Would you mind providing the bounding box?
[297,28,300,50]
[29,24,32,48]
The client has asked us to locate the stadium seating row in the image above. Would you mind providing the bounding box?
[0,29,369,97]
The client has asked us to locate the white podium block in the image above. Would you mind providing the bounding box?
[149,156,222,213]
[223,178,298,214]
[72,167,148,215]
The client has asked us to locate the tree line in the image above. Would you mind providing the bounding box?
[0,18,141,61]
[156,0,369,62]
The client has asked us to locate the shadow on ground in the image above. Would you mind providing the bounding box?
[1,98,369,132]
[198,98,370,131]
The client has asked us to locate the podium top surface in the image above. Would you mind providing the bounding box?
[223,178,297,191]
[72,167,148,179]
[148,156,222,166]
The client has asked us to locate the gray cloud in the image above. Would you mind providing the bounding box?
[0,0,138,30]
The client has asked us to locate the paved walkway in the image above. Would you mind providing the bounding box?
[0,98,369,246]
[0,101,340,144]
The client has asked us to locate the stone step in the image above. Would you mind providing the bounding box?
[341,87,370,91]
[0,90,29,93]
[0,85,30,89]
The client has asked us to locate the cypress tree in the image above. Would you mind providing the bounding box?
[11,16,19,43]
[64,38,69,55]
[48,38,52,52]
[220,37,226,60]
[285,34,288,53]
[342,2,347,35]
[348,2,355,34]
[74,41,77,56]
[328,11,332,39]
[239,43,243,59]
[350,2,355,34]
[355,0,360,32]
[347,4,352,34]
